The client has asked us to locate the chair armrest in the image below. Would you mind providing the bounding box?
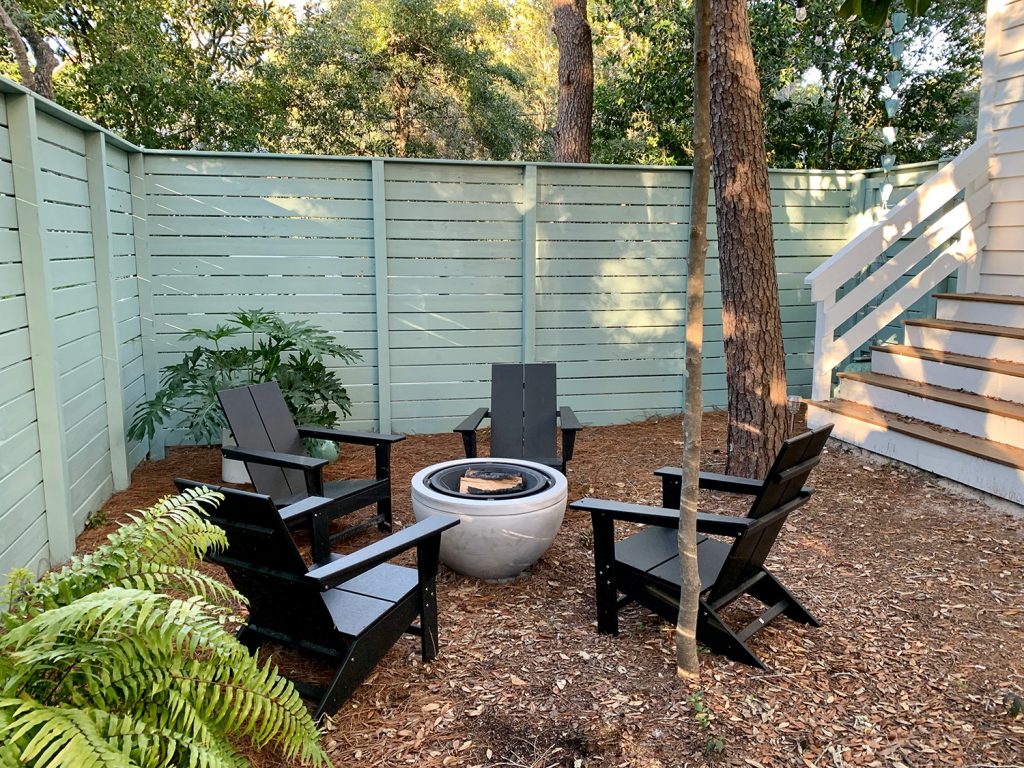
[305,515,460,589]
[694,512,755,536]
[222,445,328,472]
[454,408,489,434]
[696,471,765,494]
[569,497,681,528]
[557,406,582,432]
[278,495,339,526]
[558,406,582,463]
[654,466,762,495]
[297,425,405,446]
[454,407,489,458]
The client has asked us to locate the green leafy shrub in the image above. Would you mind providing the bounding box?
[0,486,328,768]
[127,308,361,445]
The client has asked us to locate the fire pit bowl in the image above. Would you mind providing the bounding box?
[411,458,568,581]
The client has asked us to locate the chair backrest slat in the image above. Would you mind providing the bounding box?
[219,382,307,499]
[490,364,526,459]
[707,424,832,604]
[174,479,336,639]
[523,363,557,459]
[489,363,557,461]
[748,425,832,519]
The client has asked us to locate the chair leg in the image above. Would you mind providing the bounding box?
[377,494,393,532]
[375,444,395,532]
[419,579,439,662]
[747,569,820,627]
[235,624,265,654]
[697,599,767,670]
[590,513,619,634]
[313,647,358,722]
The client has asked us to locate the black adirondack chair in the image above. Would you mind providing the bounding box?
[219,381,404,560]
[174,479,458,720]
[569,424,833,670]
[454,363,582,474]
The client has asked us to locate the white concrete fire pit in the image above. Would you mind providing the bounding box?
[411,458,568,581]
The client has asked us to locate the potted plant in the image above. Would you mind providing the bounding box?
[127,309,361,480]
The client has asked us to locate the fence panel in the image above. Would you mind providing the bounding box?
[0,95,49,579]
[106,145,148,470]
[36,112,113,532]
[536,165,689,424]
[386,162,527,434]
[143,154,380,435]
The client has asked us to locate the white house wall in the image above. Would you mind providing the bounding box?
[982,0,1024,295]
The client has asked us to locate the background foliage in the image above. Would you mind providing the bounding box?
[0,0,985,168]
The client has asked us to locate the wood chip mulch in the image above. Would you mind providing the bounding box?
[82,412,1024,768]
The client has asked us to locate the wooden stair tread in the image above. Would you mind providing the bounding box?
[933,292,1024,305]
[904,317,1024,342]
[809,399,1024,471]
[837,371,1024,420]
[870,344,1024,378]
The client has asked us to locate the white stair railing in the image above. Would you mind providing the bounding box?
[805,138,993,400]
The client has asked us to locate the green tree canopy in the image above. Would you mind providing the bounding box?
[3,0,291,149]
[275,0,542,159]
[591,0,984,169]
[0,0,985,165]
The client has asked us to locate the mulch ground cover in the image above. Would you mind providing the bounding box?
[82,412,1024,768]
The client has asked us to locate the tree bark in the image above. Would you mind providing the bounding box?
[709,0,789,478]
[392,75,412,157]
[0,0,57,98]
[0,1,57,99]
[675,0,711,681]
[551,0,592,163]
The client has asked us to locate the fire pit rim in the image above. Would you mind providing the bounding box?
[410,458,567,518]
[424,460,553,500]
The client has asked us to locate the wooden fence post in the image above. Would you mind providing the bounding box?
[7,94,75,567]
[371,159,392,433]
[522,164,538,363]
[85,132,129,489]
[128,152,162,459]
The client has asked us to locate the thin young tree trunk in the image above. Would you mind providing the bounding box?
[709,0,789,478]
[676,0,712,680]
[552,0,593,163]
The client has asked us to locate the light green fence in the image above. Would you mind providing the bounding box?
[0,76,941,578]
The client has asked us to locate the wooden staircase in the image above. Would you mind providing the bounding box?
[807,292,1024,504]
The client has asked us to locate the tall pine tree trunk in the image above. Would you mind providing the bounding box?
[709,0,788,478]
[552,0,593,163]
[676,0,711,680]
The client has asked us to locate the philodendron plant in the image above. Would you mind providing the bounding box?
[0,486,328,767]
[128,309,361,446]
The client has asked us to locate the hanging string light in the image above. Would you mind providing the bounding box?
[879,8,908,210]
[795,0,808,23]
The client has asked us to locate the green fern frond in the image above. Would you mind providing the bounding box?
[113,564,242,609]
[2,589,326,766]
[0,700,134,768]
[1,487,328,767]
[7,488,228,621]
[0,700,255,768]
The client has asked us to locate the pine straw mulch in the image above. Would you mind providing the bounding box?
[79,412,1024,768]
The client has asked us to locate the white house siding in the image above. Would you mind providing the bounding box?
[982,0,1024,295]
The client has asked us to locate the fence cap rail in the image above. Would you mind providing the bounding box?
[0,76,141,154]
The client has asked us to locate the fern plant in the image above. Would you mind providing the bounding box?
[0,486,328,768]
